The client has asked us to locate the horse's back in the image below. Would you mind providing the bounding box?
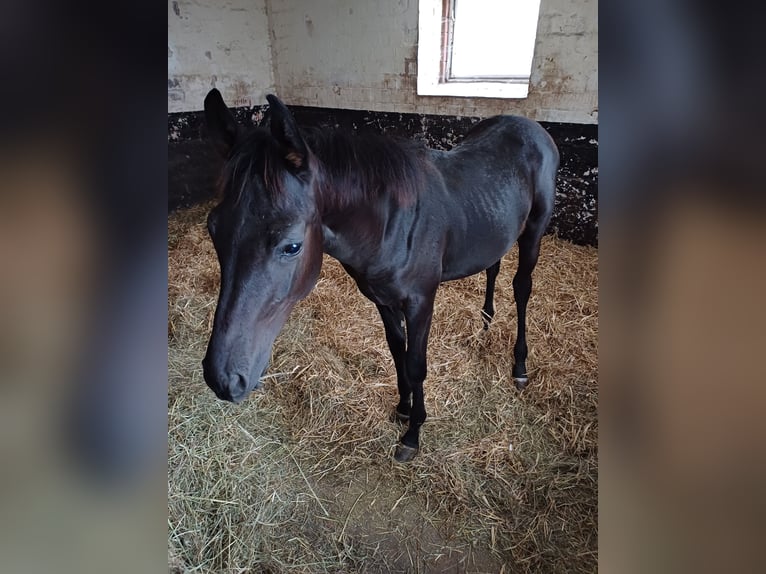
[428,115,558,281]
[455,115,558,167]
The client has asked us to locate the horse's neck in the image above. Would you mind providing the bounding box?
[319,202,385,269]
[310,139,421,270]
[316,182,390,272]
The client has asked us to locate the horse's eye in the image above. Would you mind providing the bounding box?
[281,242,302,257]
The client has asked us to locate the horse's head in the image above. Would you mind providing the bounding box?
[201,90,323,403]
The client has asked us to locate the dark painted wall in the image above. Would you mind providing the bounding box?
[169,106,598,246]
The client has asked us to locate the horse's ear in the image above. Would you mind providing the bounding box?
[204,89,239,157]
[266,94,308,171]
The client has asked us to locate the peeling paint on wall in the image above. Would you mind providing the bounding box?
[167,0,276,113]
[168,77,185,103]
[168,0,597,123]
[268,0,598,123]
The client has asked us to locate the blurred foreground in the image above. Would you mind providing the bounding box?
[601,1,766,572]
[0,2,167,572]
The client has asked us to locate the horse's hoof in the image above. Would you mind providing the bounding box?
[513,376,528,390]
[394,443,419,463]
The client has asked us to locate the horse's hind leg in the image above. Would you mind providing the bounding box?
[482,260,501,329]
[512,216,550,390]
[376,304,410,421]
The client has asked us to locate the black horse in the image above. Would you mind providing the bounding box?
[202,90,558,461]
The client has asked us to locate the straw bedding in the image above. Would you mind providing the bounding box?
[168,201,598,573]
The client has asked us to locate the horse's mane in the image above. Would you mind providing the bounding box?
[221,130,287,206]
[221,127,427,210]
[303,128,427,210]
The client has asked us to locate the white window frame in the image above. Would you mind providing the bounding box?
[417,0,540,99]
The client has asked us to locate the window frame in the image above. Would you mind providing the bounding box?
[417,0,539,99]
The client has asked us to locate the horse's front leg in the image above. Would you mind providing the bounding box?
[376,304,410,421]
[394,291,436,463]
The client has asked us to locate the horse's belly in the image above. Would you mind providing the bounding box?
[440,218,521,282]
[441,249,509,282]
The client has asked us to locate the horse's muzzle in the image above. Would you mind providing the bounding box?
[202,357,249,403]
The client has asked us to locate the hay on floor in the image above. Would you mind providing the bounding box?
[168,201,598,573]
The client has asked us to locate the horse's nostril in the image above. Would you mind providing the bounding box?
[235,375,247,393]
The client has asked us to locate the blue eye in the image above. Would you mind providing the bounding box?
[281,242,302,256]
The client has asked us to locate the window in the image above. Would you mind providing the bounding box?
[418,0,542,98]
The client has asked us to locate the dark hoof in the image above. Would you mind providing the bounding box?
[513,376,528,390]
[394,443,419,463]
